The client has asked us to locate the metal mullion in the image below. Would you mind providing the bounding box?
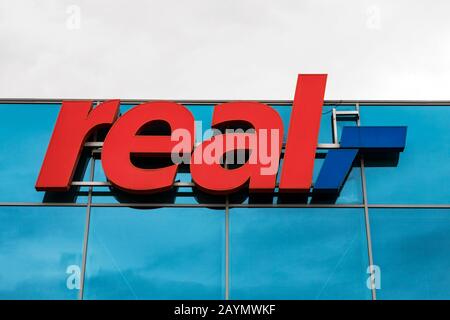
[224,142,230,301]
[72,180,325,188]
[225,195,230,300]
[0,202,87,207]
[361,156,376,300]
[89,202,225,208]
[331,108,338,144]
[78,127,98,300]
[84,142,342,149]
[367,204,450,209]
[0,202,446,208]
[356,103,377,300]
[228,203,364,208]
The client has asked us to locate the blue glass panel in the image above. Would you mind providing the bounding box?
[84,206,225,299]
[119,104,137,113]
[370,208,450,299]
[272,104,358,144]
[229,208,370,299]
[184,105,215,142]
[121,104,215,141]
[0,104,90,203]
[0,206,85,299]
[360,106,450,204]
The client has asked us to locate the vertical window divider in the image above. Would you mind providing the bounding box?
[356,103,377,300]
[225,194,230,300]
[224,142,230,300]
[78,106,98,300]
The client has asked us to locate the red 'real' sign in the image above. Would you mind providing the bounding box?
[35,74,327,194]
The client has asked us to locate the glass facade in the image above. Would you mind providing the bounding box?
[0,101,448,300]
[229,207,370,300]
[83,207,225,300]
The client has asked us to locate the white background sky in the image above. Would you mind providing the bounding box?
[0,0,449,100]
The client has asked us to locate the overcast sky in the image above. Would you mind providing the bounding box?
[0,0,449,100]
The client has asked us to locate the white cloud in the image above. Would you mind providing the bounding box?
[0,0,449,99]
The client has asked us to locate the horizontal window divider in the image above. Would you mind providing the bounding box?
[73,181,322,190]
[367,204,450,209]
[227,204,364,208]
[90,203,226,208]
[72,181,196,187]
[85,142,341,149]
[0,202,447,208]
[335,110,360,116]
[0,202,88,207]
[72,181,111,187]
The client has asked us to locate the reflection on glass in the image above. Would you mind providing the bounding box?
[0,206,85,299]
[0,104,92,203]
[370,208,450,299]
[229,208,370,299]
[361,106,450,204]
[84,206,225,299]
